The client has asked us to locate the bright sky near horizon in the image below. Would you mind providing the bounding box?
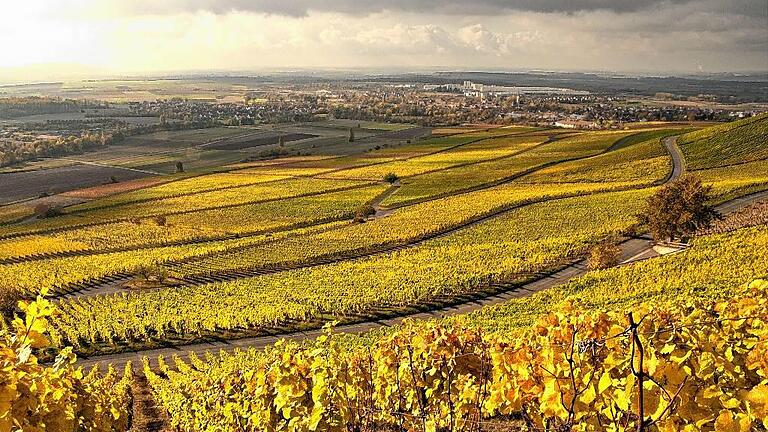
[2,0,766,81]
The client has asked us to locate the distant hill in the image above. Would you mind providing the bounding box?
[678,113,768,170]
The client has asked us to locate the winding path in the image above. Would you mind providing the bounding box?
[73,135,768,370]
[77,189,768,371]
[663,136,685,181]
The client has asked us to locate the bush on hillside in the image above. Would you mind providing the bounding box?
[383,173,399,184]
[587,240,622,270]
[33,203,62,219]
[353,204,376,223]
[1,293,134,431]
[638,174,718,241]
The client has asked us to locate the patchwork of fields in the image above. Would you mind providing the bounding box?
[2,114,768,431]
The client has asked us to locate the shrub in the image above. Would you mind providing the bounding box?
[587,241,622,270]
[637,174,718,241]
[0,294,134,431]
[137,264,168,283]
[353,204,376,223]
[152,215,167,226]
[175,161,184,173]
[33,204,62,219]
[383,173,399,184]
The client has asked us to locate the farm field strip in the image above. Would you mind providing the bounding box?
[692,158,768,201]
[380,129,650,207]
[0,185,387,263]
[319,130,561,181]
[304,119,416,131]
[0,221,354,299]
[162,184,387,234]
[287,138,481,174]
[120,127,256,148]
[289,128,496,170]
[66,172,292,213]
[224,154,340,170]
[604,127,695,151]
[228,166,338,176]
[0,177,372,241]
[519,133,672,185]
[0,203,36,225]
[299,128,542,172]
[60,176,179,200]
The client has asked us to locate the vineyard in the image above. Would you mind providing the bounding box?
[463,224,768,331]
[1,117,767,431]
[678,113,768,169]
[145,278,768,431]
[50,189,653,351]
[519,135,670,185]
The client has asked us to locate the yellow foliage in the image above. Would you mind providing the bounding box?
[1,295,133,431]
[145,280,768,431]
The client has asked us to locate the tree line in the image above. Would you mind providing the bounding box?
[0,119,219,167]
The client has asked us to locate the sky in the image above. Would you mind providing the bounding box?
[1,0,767,82]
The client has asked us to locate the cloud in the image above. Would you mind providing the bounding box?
[3,0,766,75]
[53,0,765,18]
[198,0,763,17]
[456,24,540,56]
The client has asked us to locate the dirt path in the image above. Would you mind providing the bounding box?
[128,374,172,432]
[369,181,401,218]
[59,158,165,176]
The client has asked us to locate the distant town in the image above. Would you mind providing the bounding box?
[1,73,765,168]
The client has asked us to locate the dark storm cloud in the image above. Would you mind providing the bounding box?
[169,0,690,15]
[137,0,766,17]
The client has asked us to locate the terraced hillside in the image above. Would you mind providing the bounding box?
[678,113,768,169]
[2,119,767,432]
[677,114,768,200]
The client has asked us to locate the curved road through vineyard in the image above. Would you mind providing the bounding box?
[58,132,671,298]
[75,136,768,370]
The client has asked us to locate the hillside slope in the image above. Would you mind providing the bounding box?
[678,113,768,169]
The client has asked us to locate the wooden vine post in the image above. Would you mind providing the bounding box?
[627,312,648,432]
